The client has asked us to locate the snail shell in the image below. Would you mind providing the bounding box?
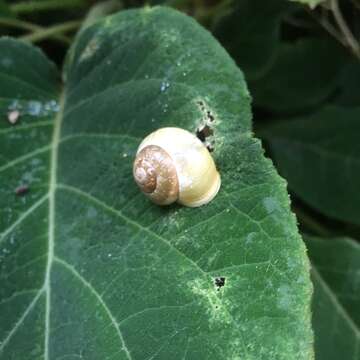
[133,127,221,207]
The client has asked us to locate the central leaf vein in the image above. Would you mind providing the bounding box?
[44,94,65,360]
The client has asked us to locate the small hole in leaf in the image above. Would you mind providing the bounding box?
[196,125,215,152]
[206,111,214,122]
[214,276,226,291]
[196,124,213,142]
[197,100,205,111]
[206,143,215,152]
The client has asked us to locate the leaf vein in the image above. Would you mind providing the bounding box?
[54,256,133,360]
[0,145,51,173]
[0,120,53,135]
[0,194,48,244]
[0,288,44,354]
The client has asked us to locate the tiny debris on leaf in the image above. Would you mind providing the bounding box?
[15,185,29,196]
[7,110,20,125]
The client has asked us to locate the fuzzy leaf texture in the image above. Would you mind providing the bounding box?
[0,7,312,360]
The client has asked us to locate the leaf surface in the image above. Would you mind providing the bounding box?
[305,235,360,360]
[0,7,312,360]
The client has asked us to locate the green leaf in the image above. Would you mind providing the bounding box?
[0,7,313,359]
[288,0,326,8]
[260,106,360,225]
[0,0,14,18]
[335,59,360,107]
[213,0,295,81]
[304,235,360,360]
[250,38,349,113]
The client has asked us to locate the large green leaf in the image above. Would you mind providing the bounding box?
[213,0,295,81]
[250,38,348,113]
[305,235,360,360]
[0,7,312,359]
[260,106,360,225]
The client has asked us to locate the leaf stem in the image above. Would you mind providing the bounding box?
[10,0,86,14]
[80,0,123,31]
[330,0,360,59]
[19,20,82,43]
[0,17,71,44]
[0,17,39,32]
[307,8,348,48]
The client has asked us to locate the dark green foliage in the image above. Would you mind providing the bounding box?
[1,0,360,358]
[249,38,349,112]
[0,7,312,359]
[260,106,360,225]
[213,0,295,81]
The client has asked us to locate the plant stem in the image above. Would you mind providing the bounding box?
[10,0,86,14]
[307,8,348,48]
[0,17,40,32]
[19,20,82,43]
[81,0,123,31]
[330,0,360,59]
[293,205,332,237]
[0,17,71,44]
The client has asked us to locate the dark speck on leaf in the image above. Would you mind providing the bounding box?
[214,276,226,290]
[206,111,214,122]
[15,185,29,196]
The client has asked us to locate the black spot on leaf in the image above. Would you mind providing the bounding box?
[214,276,226,290]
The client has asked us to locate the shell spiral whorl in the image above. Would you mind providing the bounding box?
[133,145,179,205]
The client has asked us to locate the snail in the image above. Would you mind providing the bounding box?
[133,127,221,207]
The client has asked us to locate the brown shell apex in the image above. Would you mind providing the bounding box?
[133,145,179,205]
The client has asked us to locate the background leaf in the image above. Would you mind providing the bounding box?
[0,7,312,360]
[0,1,13,18]
[260,106,360,225]
[213,0,295,81]
[249,38,349,113]
[335,59,360,107]
[305,235,360,360]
